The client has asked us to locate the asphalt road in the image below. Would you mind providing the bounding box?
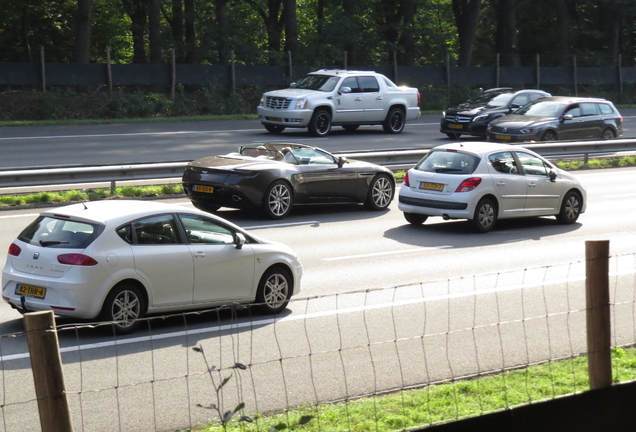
[0,166,635,431]
[1,109,635,169]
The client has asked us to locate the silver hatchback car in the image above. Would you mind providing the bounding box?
[398,142,587,232]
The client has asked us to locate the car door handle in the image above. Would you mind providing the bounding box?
[376,96,384,100]
[528,182,537,187]
[496,181,506,187]
[193,252,206,258]
[355,97,362,101]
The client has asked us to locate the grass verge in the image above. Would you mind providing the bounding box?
[185,347,636,432]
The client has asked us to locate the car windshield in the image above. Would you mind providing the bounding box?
[516,100,567,117]
[415,150,479,174]
[468,92,513,107]
[18,216,102,249]
[290,75,340,92]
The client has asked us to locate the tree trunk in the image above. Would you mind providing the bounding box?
[73,0,93,64]
[122,0,147,63]
[283,0,298,56]
[149,0,162,63]
[494,0,519,66]
[215,0,229,64]
[399,0,416,66]
[342,0,358,65]
[599,0,621,60]
[185,0,197,63]
[451,0,481,67]
[555,0,569,66]
[172,0,185,62]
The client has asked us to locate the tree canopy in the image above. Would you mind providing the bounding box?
[1,0,634,67]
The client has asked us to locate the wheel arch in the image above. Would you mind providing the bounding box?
[561,187,584,209]
[312,105,333,116]
[102,278,150,315]
[257,262,296,299]
[474,193,500,218]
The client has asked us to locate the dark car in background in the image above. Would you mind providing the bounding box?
[182,142,396,219]
[487,96,623,142]
[440,88,551,138]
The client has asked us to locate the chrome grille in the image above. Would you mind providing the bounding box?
[445,115,472,123]
[264,96,292,109]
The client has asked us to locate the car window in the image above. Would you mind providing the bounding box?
[598,103,614,115]
[529,93,545,101]
[133,214,181,245]
[580,102,600,116]
[511,94,529,106]
[488,152,519,174]
[340,77,360,93]
[18,216,101,249]
[178,214,236,245]
[290,75,339,92]
[516,152,550,177]
[415,150,479,174]
[516,100,566,117]
[564,105,580,117]
[285,147,336,165]
[358,76,380,92]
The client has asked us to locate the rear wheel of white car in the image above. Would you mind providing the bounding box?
[556,191,582,224]
[256,267,292,314]
[383,107,406,134]
[404,212,428,225]
[99,283,146,334]
[472,198,497,233]
[308,109,332,137]
[262,180,293,219]
[365,174,394,210]
[265,125,286,134]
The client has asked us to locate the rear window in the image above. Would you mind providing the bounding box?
[18,216,102,249]
[415,150,479,174]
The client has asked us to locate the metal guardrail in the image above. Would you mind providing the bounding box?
[1,139,635,193]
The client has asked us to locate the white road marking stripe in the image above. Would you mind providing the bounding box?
[323,246,453,261]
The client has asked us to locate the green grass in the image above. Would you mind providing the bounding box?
[185,347,636,432]
[0,114,257,128]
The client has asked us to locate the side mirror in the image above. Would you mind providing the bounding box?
[562,114,573,121]
[510,103,521,109]
[549,170,557,182]
[337,156,348,168]
[234,232,246,250]
[338,87,352,95]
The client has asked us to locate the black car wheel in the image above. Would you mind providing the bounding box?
[99,283,146,334]
[601,128,616,139]
[541,130,558,141]
[472,198,497,233]
[256,267,291,314]
[404,212,428,225]
[556,191,582,224]
[365,174,394,210]
[262,180,293,219]
[383,107,406,134]
[342,125,360,132]
[265,124,286,134]
[308,109,332,137]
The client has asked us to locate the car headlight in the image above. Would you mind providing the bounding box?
[442,111,446,118]
[295,98,308,110]
[520,127,538,134]
[473,114,489,123]
[487,123,493,130]
[259,95,265,106]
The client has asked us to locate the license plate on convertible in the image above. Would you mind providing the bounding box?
[193,185,214,193]
[15,284,47,299]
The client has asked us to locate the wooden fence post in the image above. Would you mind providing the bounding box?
[618,54,623,95]
[535,54,540,88]
[495,53,500,87]
[24,311,74,432]
[288,50,293,85]
[585,240,612,390]
[393,50,398,83]
[343,50,348,70]
[40,46,46,92]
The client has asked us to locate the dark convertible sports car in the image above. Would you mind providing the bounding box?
[182,142,396,219]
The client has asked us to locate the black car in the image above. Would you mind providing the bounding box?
[182,143,396,219]
[487,96,623,142]
[440,88,551,138]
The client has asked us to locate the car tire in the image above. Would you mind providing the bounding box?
[192,202,221,213]
[261,180,293,219]
[601,128,616,139]
[446,132,462,139]
[364,174,394,211]
[404,212,428,225]
[99,283,146,334]
[556,191,582,224]
[256,267,292,314]
[383,107,406,134]
[472,198,497,233]
[265,125,286,134]
[308,109,332,137]
[342,125,360,132]
[541,130,558,141]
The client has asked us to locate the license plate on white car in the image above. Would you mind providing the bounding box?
[420,182,444,191]
[16,283,47,299]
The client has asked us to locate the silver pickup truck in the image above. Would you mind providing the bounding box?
[257,69,421,137]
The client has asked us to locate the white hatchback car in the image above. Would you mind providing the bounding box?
[2,200,303,333]
[398,142,586,232]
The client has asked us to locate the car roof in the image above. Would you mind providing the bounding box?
[533,96,612,104]
[430,141,532,156]
[40,200,206,226]
[309,69,377,77]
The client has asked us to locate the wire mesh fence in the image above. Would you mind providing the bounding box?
[0,250,634,431]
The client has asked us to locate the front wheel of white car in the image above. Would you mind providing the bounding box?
[256,267,292,314]
[556,191,582,224]
[308,109,332,137]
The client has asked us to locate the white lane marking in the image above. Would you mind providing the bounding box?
[3,267,634,363]
[0,213,40,219]
[324,246,453,261]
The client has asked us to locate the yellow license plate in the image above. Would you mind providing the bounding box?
[193,185,214,193]
[16,284,47,299]
[449,124,463,130]
[269,117,283,122]
[497,134,511,140]
[420,182,444,191]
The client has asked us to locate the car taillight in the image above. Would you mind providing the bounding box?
[57,254,98,266]
[416,91,421,107]
[8,243,21,256]
[404,171,410,187]
[455,177,482,192]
